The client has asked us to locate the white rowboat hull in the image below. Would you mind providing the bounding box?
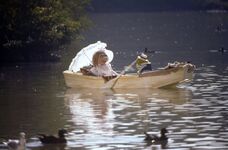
[63,63,194,89]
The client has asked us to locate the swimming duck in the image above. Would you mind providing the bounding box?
[218,47,226,53]
[144,128,168,143]
[3,132,26,150]
[144,48,156,54]
[38,129,67,144]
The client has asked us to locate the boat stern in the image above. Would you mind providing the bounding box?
[182,63,196,81]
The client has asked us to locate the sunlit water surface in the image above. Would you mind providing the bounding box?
[0,11,228,150]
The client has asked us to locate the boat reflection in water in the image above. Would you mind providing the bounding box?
[63,87,192,149]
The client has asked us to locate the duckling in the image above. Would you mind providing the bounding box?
[144,128,168,143]
[38,129,67,144]
[3,132,26,150]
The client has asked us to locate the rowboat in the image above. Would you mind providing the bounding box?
[64,41,195,89]
[63,62,195,89]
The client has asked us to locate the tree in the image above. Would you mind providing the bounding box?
[0,0,90,61]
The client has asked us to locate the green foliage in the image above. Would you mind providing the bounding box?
[0,0,90,50]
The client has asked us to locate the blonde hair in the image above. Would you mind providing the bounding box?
[92,51,108,66]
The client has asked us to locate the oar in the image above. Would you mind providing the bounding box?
[103,59,137,89]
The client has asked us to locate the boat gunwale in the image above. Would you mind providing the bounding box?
[63,66,185,79]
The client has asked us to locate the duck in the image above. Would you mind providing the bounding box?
[3,132,26,150]
[37,129,67,144]
[218,47,226,53]
[144,128,168,143]
[144,47,156,54]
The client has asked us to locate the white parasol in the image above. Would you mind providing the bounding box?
[68,41,114,72]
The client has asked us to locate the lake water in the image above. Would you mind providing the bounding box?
[0,11,228,150]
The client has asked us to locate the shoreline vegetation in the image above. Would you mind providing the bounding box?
[0,0,90,62]
[1,0,227,63]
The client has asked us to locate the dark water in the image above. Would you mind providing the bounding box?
[0,11,228,149]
